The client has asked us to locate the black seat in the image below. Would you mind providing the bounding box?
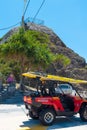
[61,95,74,111]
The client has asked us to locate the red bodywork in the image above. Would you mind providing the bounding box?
[24,94,87,114]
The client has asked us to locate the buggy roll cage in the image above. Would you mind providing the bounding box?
[22,71,87,97]
[22,71,87,84]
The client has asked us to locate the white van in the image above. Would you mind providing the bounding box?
[55,84,73,94]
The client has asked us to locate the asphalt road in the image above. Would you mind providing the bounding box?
[0,92,87,130]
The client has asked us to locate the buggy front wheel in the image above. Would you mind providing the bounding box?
[39,109,56,126]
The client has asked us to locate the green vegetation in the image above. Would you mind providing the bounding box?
[0,28,55,81]
[0,38,2,41]
[0,28,70,82]
[85,65,87,69]
[56,54,71,68]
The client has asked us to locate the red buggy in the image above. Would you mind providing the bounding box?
[23,72,87,125]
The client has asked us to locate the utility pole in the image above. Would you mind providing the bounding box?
[22,0,27,30]
[22,16,25,29]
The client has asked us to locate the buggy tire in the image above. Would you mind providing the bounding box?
[29,111,38,120]
[80,105,87,122]
[39,109,56,126]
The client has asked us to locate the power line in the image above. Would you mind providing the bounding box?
[22,0,31,29]
[27,0,46,29]
[23,0,31,17]
[0,0,31,31]
[32,0,45,22]
[0,0,45,31]
[0,22,20,30]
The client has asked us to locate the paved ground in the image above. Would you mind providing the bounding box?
[0,91,87,130]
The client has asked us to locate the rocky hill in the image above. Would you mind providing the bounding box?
[0,23,87,90]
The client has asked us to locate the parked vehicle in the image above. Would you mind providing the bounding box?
[23,72,87,126]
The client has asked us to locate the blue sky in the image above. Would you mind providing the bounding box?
[0,0,87,61]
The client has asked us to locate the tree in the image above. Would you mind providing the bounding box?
[0,28,71,83]
[0,28,55,79]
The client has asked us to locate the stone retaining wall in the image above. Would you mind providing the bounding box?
[0,87,16,103]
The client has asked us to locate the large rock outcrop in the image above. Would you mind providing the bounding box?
[0,23,87,89]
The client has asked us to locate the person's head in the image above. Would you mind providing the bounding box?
[42,80,46,84]
[10,73,14,78]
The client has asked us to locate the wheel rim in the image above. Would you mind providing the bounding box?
[44,112,54,124]
[83,107,87,119]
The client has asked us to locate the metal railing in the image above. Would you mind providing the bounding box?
[24,17,44,25]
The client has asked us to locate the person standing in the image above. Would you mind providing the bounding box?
[0,77,3,91]
[0,73,3,91]
[7,73,16,94]
[7,73,15,87]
